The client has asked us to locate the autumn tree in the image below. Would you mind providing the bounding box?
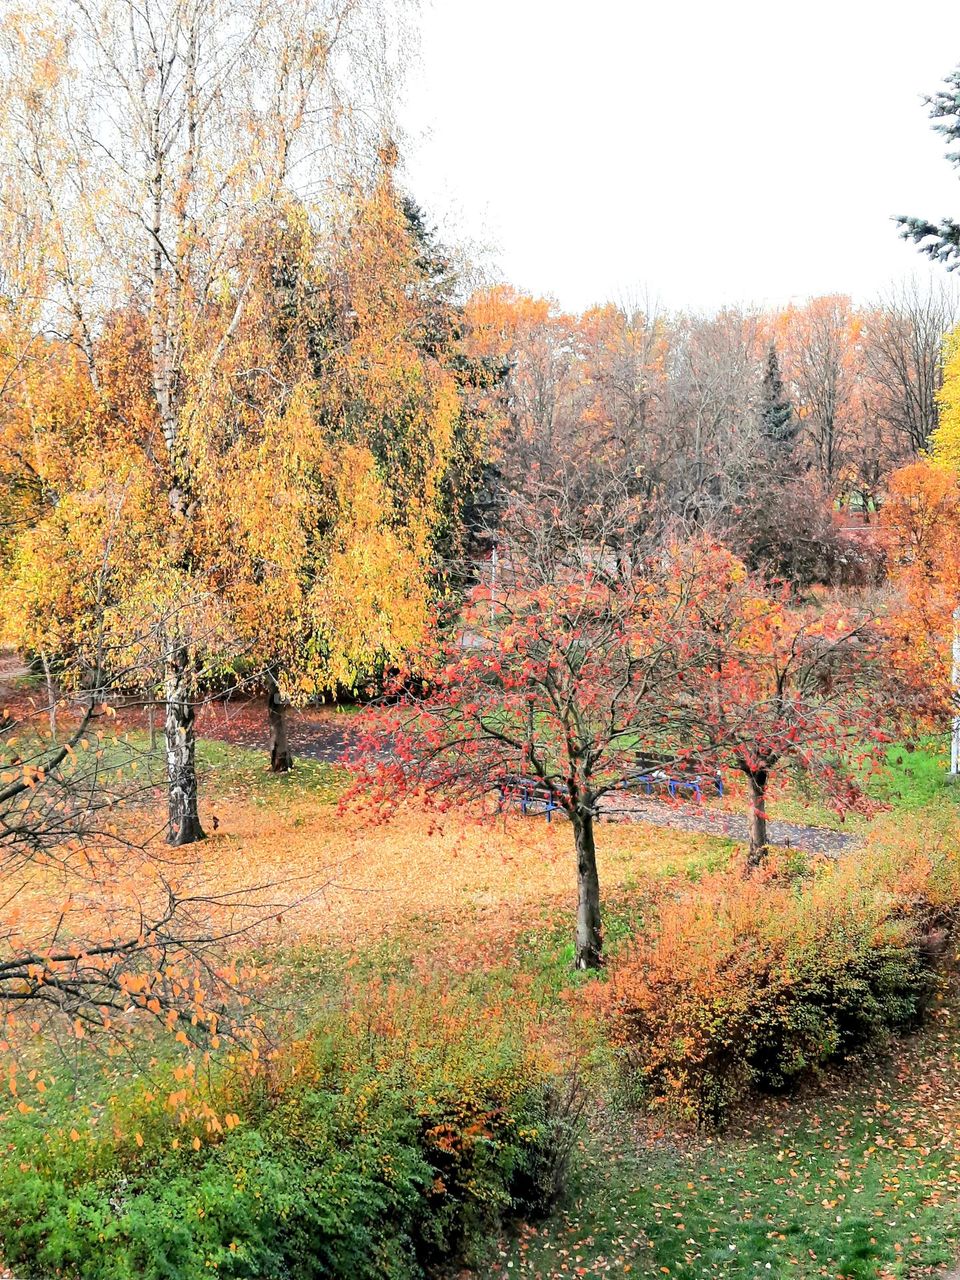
[0,0,410,836]
[781,296,864,485]
[865,281,959,458]
[182,180,429,772]
[464,288,586,490]
[679,548,900,863]
[573,299,672,499]
[930,322,960,470]
[0,560,272,1051]
[880,460,960,730]
[663,308,764,527]
[196,160,501,773]
[355,480,705,970]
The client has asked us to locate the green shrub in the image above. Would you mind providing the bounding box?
[0,981,578,1278]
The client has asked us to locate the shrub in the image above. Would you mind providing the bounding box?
[732,476,886,588]
[0,980,579,1278]
[590,837,960,1126]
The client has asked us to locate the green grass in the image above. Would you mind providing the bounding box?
[504,1004,960,1279]
[192,735,347,803]
[767,735,960,833]
[29,727,349,806]
[874,737,960,811]
[257,889,657,1031]
[9,669,44,692]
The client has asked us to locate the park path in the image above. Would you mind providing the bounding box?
[0,651,31,689]
[597,793,857,855]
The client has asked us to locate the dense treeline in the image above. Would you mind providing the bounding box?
[466,283,960,583]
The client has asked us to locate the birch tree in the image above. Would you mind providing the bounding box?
[0,0,409,842]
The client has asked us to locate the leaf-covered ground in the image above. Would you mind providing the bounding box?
[8,717,960,1280]
[6,724,737,986]
[153,771,734,954]
[495,999,960,1280]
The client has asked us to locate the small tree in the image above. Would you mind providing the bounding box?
[732,475,884,589]
[680,546,900,864]
[355,483,704,970]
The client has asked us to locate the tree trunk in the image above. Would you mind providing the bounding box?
[165,644,206,846]
[747,769,769,867]
[573,807,602,970]
[264,670,293,773]
[40,650,56,742]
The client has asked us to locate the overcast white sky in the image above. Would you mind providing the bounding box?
[400,0,960,314]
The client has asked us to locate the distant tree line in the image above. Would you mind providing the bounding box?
[464,283,960,586]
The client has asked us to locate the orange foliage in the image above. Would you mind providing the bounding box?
[880,459,960,717]
[9,781,720,973]
[589,824,960,1124]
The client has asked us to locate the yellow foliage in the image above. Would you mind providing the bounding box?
[2,160,474,697]
[931,326,960,469]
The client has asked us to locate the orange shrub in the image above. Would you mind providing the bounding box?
[589,829,960,1125]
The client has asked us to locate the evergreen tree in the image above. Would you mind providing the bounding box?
[897,68,960,267]
[397,195,508,571]
[758,342,797,453]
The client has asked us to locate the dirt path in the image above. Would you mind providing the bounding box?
[0,652,32,691]
[598,793,857,855]
[198,698,358,764]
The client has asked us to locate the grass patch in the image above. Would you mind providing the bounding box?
[504,1002,960,1278]
[874,736,959,811]
[193,736,347,803]
[49,728,349,805]
[756,735,960,833]
[258,885,659,1029]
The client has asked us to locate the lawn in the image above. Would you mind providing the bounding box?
[4,724,735,979]
[6,729,960,1279]
[714,736,960,835]
[499,998,960,1279]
